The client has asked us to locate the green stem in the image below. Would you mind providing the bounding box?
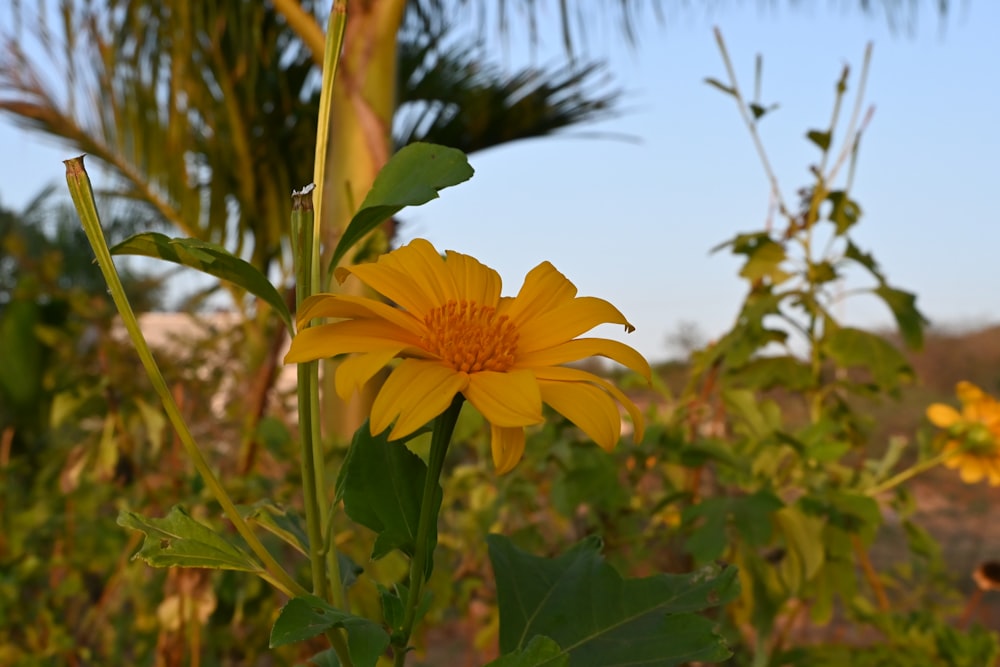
[65,156,305,599]
[393,396,464,666]
[865,450,952,497]
[291,191,332,603]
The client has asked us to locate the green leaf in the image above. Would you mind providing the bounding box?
[733,491,784,547]
[807,129,832,151]
[735,235,790,284]
[728,356,813,392]
[270,595,389,667]
[843,241,884,282]
[239,500,310,556]
[297,648,341,667]
[117,506,262,572]
[827,191,861,234]
[873,285,926,350]
[336,423,440,570]
[682,498,729,564]
[0,299,43,408]
[487,534,738,666]
[823,327,913,392]
[330,142,474,269]
[773,506,826,594]
[703,77,736,97]
[486,636,567,667]
[684,492,783,563]
[748,102,779,121]
[111,233,293,331]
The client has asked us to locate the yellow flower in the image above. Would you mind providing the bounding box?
[926,381,1000,486]
[285,238,651,473]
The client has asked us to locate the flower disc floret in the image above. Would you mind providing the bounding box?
[422,300,518,373]
[285,238,652,474]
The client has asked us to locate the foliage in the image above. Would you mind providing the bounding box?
[0,3,988,667]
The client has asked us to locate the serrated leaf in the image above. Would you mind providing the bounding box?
[111,233,292,331]
[487,534,738,666]
[270,595,389,667]
[807,129,832,151]
[117,506,262,572]
[843,241,884,282]
[827,191,861,234]
[330,142,473,269]
[704,77,736,97]
[486,636,567,667]
[824,327,912,392]
[873,285,926,350]
[336,423,440,572]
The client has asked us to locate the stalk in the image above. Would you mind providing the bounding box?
[65,156,304,599]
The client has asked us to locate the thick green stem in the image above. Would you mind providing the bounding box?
[393,396,464,666]
[65,156,305,599]
[291,191,331,603]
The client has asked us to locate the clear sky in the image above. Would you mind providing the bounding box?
[1,2,997,362]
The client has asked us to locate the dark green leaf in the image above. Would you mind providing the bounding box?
[733,491,784,547]
[682,498,729,564]
[807,129,832,151]
[239,501,310,556]
[823,327,913,392]
[270,595,389,667]
[297,649,341,667]
[377,583,405,632]
[117,506,261,572]
[874,285,926,350]
[488,534,737,666]
[843,241,884,281]
[486,636,567,667]
[330,143,474,269]
[704,77,736,97]
[827,191,861,234]
[111,233,293,331]
[0,299,43,408]
[336,423,440,571]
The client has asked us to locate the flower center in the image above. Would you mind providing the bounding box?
[422,300,519,373]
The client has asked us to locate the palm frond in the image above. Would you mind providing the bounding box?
[396,26,621,152]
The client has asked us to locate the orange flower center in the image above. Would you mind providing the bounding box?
[421,300,518,373]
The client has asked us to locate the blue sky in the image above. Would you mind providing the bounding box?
[1,2,997,362]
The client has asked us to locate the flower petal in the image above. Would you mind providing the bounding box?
[533,366,645,442]
[491,425,526,474]
[340,239,454,316]
[445,250,502,307]
[959,459,985,483]
[296,293,422,335]
[284,319,418,364]
[502,261,577,324]
[539,380,622,451]
[370,360,468,438]
[926,403,961,428]
[335,349,400,400]
[515,338,651,381]
[464,370,543,427]
[516,296,636,352]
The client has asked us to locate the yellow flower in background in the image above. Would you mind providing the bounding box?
[285,238,651,473]
[926,381,1000,486]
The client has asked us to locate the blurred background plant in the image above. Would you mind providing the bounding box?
[3,1,996,666]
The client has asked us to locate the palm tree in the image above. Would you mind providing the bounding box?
[0,0,631,443]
